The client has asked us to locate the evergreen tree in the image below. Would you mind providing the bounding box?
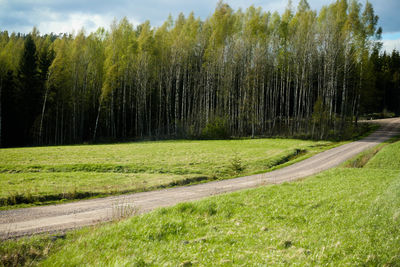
[18,34,41,145]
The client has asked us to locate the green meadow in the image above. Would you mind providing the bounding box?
[0,139,336,208]
[1,139,400,266]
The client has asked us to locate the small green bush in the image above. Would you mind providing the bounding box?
[200,117,230,139]
[229,153,245,174]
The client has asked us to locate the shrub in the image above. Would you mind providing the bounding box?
[200,117,230,139]
[229,153,245,174]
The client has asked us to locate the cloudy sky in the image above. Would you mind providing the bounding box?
[0,0,399,52]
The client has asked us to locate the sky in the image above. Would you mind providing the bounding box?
[0,0,399,52]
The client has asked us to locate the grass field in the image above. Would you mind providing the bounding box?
[1,140,399,266]
[0,139,336,208]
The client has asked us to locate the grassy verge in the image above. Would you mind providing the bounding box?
[0,173,211,209]
[365,139,400,169]
[342,135,400,168]
[1,137,400,266]
[0,139,339,209]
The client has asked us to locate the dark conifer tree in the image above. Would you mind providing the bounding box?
[18,34,41,145]
[1,70,19,146]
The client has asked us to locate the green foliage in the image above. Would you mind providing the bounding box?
[365,49,400,115]
[312,97,329,136]
[229,152,245,174]
[17,34,43,144]
[200,117,230,139]
[19,35,39,81]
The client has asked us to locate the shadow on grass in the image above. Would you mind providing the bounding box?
[0,176,216,208]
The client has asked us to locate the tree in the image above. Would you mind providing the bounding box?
[18,34,41,145]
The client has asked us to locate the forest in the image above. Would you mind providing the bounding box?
[0,0,399,147]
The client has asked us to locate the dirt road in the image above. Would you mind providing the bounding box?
[1,118,399,239]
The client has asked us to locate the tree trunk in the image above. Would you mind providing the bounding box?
[93,96,102,142]
[39,80,49,145]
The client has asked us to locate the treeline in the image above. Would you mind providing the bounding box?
[0,0,397,147]
[366,49,400,116]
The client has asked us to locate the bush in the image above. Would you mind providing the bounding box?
[229,153,245,174]
[363,109,396,120]
[200,117,230,139]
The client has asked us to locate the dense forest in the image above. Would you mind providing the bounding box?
[0,0,399,147]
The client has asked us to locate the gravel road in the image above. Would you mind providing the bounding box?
[1,118,399,239]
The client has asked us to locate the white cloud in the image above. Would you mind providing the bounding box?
[382,38,400,53]
[224,0,287,14]
[28,9,141,34]
[37,12,112,34]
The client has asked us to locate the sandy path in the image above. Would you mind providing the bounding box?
[1,118,399,239]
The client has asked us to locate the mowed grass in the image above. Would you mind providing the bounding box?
[0,139,330,170]
[0,139,336,208]
[2,141,400,266]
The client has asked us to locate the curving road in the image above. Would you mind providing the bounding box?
[1,118,399,239]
